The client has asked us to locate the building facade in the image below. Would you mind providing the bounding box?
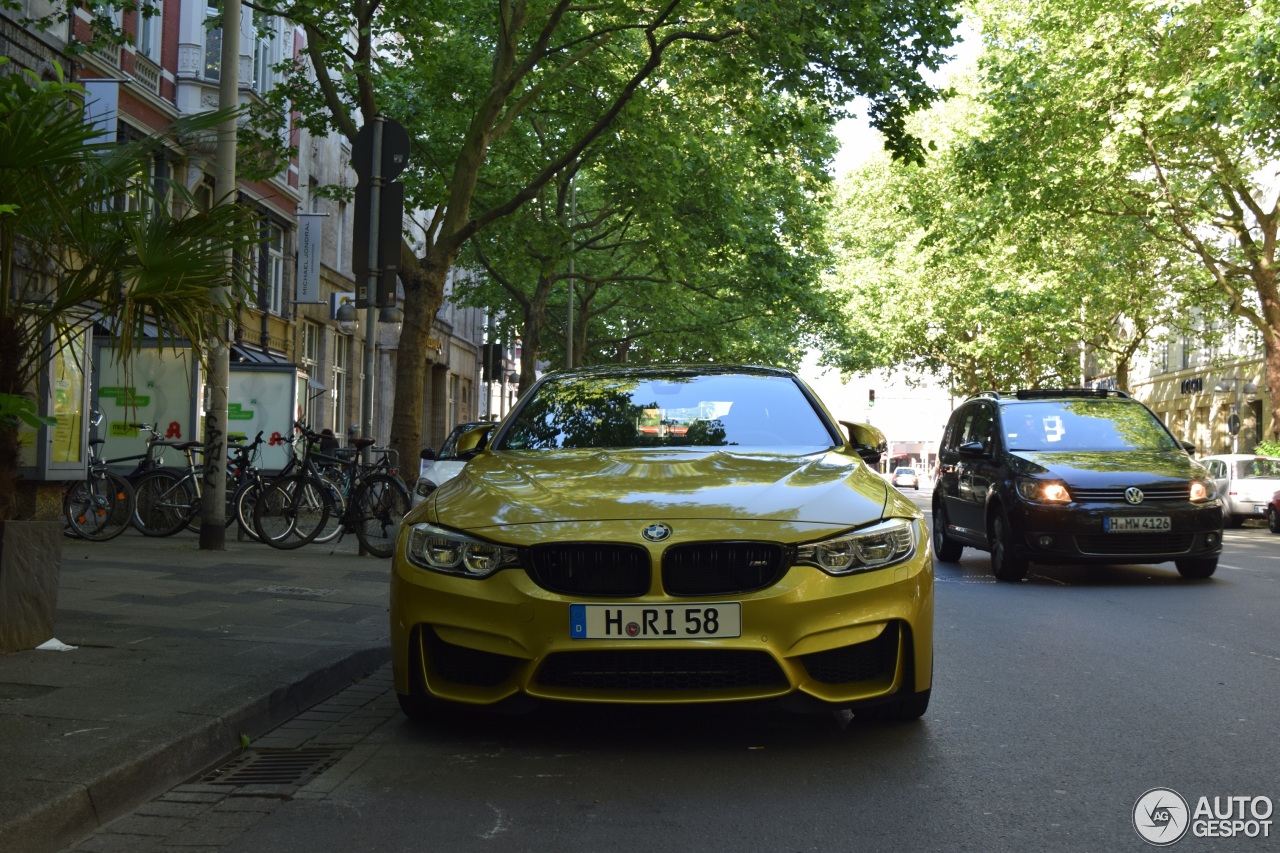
[3,0,488,474]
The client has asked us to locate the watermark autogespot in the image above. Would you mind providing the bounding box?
[1134,788,1274,845]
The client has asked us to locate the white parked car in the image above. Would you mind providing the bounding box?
[890,466,920,490]
[1199,454,1280,527]
[412,421,494,507]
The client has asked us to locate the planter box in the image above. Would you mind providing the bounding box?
[0,520,62,653]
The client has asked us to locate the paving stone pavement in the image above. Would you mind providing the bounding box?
[60,666,399,853]
[0,529,393,853]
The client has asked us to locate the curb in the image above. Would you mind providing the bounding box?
[1,644,390,853]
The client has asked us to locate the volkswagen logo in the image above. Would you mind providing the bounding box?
[641,523,672,542]
[1125,487,1145,505]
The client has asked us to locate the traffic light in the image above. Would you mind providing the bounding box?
[868,389,876,407]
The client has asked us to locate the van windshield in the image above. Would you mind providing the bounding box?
[1002,400,1179,452]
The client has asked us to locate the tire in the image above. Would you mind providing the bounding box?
[311,476,347,545]
[233,480,264,542]
[132,470,197,537]
[931,502,964,562]
[254,474,333,550]
[1175,557,1217,579]
[1225,512,1245,529]
[990,509,1029,582]
[65,472,135,541]
[352,473,410,558]
[1269,506,1280,534]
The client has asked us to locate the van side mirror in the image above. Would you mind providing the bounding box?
[958,440,987,457]
[840,420,887,467]
[1179,440,1196,455]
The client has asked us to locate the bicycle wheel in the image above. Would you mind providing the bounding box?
[233,479,264,542]
[65,472,135,541]
[352,473,410,558]
[254,474,333,550]
[311,475,347,545]
[133,470,197,537]
[184,472,239,534]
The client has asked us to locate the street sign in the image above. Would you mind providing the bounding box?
[350,116,410,308]
[351,118,410,181]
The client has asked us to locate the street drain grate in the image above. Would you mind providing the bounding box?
[201,748,345,787]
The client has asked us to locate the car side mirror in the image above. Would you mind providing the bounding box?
[455,424,496,459]
[840,420,887,467]
[420,448,437,461]
[958,440,987,457]
[1179,440,1196,455]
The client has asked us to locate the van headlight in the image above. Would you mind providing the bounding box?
[405,523,519,578]
[795,518,916,575]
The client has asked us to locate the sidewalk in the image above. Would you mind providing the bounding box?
[0,528,392,853]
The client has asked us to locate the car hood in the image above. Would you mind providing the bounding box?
[1007,450,1207,484]
[417,448,901,530]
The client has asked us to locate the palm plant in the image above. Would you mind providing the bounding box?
[0,62,258,519]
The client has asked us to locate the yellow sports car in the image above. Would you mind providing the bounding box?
[391,365,933,722]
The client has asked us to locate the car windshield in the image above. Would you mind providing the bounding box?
[1002,399,1179,452]
[896,468,915,475]
[496,370,837,450]
[1231,458,1280,478]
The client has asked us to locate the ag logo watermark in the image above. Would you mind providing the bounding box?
[1134,788,1190,846]
[1134,788,1274,845]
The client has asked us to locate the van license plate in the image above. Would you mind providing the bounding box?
[570,603,741,639]
[1104,516,1171,532]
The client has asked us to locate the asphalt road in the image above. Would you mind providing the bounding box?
[66,482,1280,853]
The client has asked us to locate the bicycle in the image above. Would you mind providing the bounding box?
[253,423,410,557]
[63,421,136,541]
[131,438,249,537]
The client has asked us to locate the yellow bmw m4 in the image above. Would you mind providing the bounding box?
[391,365,933,722]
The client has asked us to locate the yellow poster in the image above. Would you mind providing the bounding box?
[51,333,85,463]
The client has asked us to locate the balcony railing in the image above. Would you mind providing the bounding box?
[133,54,160,95]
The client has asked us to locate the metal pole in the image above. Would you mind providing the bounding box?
[567,181,575,368]
[199,0,240,551]
[361,118,384,448]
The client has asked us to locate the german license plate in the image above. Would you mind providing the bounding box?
[570,603,741,639]
[1104,516,1171,532]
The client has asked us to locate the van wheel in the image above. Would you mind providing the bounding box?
[990,511,1028,582]
[932,503,964,562]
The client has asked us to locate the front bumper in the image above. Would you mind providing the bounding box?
[390,527,933,709]
[1008,499,1223,564]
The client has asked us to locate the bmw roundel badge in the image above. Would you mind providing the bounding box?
[642,523,672,542]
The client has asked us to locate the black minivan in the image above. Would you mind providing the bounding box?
[933,389,1223,581]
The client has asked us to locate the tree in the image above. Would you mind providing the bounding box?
[826,62,1232,397]
[458,68,839,385]
[0,66,257,520]
[962,0,1280,434]
[246,0,959,467]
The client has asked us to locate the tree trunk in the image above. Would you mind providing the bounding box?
[388,245,451,477]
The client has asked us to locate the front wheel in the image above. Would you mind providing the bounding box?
[931,502,964,562]
[1268,506,1280,534]
[65,472,135,541]
[352,474,410,558]
[1175,557,1217,579]
[132,470,197,537]
[990,510,1028,582]
[254,474,334,550]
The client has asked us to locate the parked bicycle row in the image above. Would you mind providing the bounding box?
[62,418,411,558]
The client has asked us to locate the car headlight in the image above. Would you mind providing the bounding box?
[405,523,519,578]
[1016,477,1072,503]
[1190,478,1217,502]
[795,518,916,575]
